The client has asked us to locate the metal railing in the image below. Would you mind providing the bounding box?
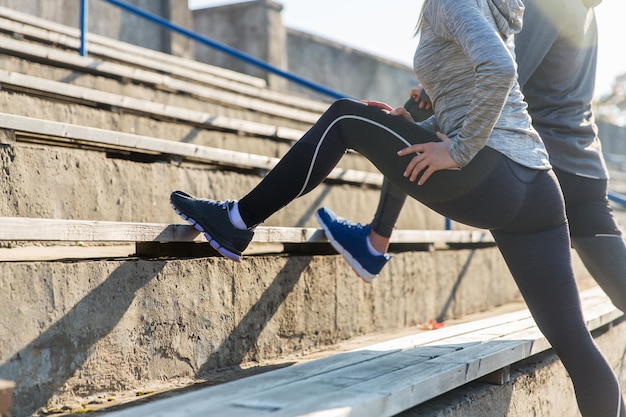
[78,0,352,100]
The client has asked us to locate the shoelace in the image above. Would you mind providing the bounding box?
[335,217,367,232]
[195,198,233,210]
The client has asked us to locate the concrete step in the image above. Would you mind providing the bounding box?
[0,7,349,177]
[0,244,527,416]
[0,36,320,131]
[96,287,624,417]
[0,213,599,416]
[0,6,269,90]
[0,113,448,230]
[0,7,330,113]
[0,69,378,174]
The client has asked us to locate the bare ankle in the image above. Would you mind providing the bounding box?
[368,230,390,254]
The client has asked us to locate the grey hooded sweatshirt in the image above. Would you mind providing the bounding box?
[414,0,551,170]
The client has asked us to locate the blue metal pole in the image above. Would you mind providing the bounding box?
[101,0,352,100]
[608,191,626,207]
[79,0,88,56]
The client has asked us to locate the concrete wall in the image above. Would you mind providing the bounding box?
[193,0,289,92]
[285,29,418,105]
[0,249,524,415]
[191,0,416,105]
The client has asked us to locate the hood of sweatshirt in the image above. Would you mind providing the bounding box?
[487,0,524,37]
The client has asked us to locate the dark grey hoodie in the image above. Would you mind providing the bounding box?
[413,0,550,169]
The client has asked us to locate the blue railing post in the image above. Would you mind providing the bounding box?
[79,0,88,56]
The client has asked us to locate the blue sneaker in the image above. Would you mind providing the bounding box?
[170,190,254,261]
[316,207,390,283]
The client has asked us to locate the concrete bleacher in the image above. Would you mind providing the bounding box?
[97,286,621,417]
[0,5,624,417]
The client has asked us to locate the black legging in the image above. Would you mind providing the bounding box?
[556,167,626,313]
[237,99,624,416]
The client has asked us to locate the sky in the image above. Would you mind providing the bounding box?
[188,0,626,99]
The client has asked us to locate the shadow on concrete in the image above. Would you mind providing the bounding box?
[294,184,334,227]
[196,255,310,377]
[180,126,202,144]
[436,248,477,323]
[0,260,165,416]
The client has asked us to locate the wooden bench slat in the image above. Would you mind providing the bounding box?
[0,7,269,90]
[100,287,621,417]
[0,217,494,245]
[0,37,322,125]
[0,7,332,114]
[0,70,304,141]
[0,112,384,187]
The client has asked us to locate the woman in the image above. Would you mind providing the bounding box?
[335,0,626,316]
[170,0,624,415]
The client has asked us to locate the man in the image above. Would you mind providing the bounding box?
[317,0,626,312]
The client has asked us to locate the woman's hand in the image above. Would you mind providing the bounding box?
[409,85,432,110]
[397,132,459,185]
[362,100,415,122]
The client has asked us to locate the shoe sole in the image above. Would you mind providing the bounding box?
[171,202,242,262]
[316,211,375,283]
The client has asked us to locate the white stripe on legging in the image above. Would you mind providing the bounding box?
[296,114,413,198]
[299,114,625,417]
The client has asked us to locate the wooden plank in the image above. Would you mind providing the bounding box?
[0,217,493,246]
[252,341,530,417]
[98,287,622,417]
[0,8,268,89]
[0,217,201,243]
[189,290,621,416]
[0,8,331,113]
[0,244,135,261]
[0,70,304,141]
[0,37,322,125]
[391,229,494,244]
[353,309,531,353]
[0,112,384,187]
[258,357,510,417]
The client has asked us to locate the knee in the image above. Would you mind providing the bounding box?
[607,289,626,313]
[327,98,365,116]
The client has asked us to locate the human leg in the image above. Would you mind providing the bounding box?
[171,97,625,414]
[493,225,625,417]
[173,98,445,260]
[572,236,626,312]
[235,98,509,231]
[490,168,624,417]
[173,98,507,261]
[314,178,404,281]
[315,97,431,277]
[555,167,626,312]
